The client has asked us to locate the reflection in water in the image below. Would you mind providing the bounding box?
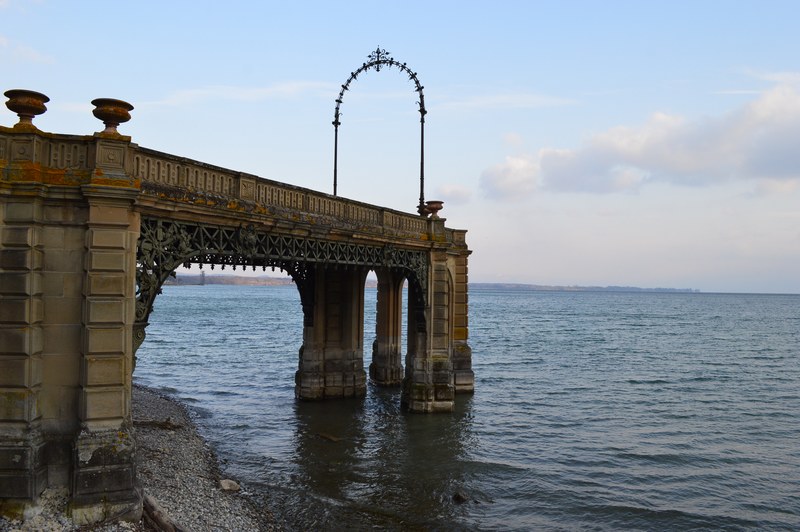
[289,386,477,529]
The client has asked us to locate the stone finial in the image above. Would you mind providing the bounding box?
[425,200,444,219]
[4,89,50,130]
[91,98,133,136]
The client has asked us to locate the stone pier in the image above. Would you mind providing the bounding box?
[0,89,473,523]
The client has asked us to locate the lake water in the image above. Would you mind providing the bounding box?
[134,285,800,530]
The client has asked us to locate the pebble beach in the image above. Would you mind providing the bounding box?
[0,385,276,532]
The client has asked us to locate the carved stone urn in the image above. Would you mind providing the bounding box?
[4,89,49,130]
[425,200,444,218]
[91,98,134,135]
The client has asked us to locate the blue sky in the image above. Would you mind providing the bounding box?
[3,1,799,293]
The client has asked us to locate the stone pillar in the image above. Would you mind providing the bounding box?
[451,248,474,393]
[369,269,404,386]
[430,257,455,406]
[402,276,443,412]
[401,217,472,412]
[296,267,368,400]
[70,184,141,524]
[0,187,47,517]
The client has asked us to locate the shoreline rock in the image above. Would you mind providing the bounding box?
[0,384,276,532]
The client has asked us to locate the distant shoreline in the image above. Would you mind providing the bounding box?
[166,274,699,293]
[470,283,700,293]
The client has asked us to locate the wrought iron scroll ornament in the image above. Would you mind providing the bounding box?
[333,47,428,216]
[134,217,428,353]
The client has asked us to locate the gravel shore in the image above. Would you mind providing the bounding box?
[1,385,276,532]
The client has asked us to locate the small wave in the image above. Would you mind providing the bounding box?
[208,390,241,397]
[579,503,761,529]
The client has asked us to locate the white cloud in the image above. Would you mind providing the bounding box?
[479,155,539,199]
[746,69,800,86]
[481,84,800,197]
[435,184,472,205]
[0,34,53,63]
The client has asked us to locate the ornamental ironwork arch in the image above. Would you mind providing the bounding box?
[133,216,429,354]
[333,47,428,215]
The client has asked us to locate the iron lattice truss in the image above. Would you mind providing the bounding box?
[135,217,429,332]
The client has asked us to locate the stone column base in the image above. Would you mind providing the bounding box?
[70,428,141,525]
[369,361,404,386]
[454,369,475,393]
[401,357,454,413]
[0,433,47,520]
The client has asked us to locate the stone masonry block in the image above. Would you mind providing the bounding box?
[43,204,85,224]
[88,251,127,272]
[43,296,82,325]
[3,202,38,223]
[85,356,125,386]
[0,249,40,270]
[87,273,127,297]
[42,347,80,386]
[63,273,83,298]
[432,335,447,349]
[89,230,126,250]
[0,447,31,470]
[82,387,125,420]
[73,466,134,496]
[0,298,30,324]
[88,205,132,227]
[42,273,64,298]
[1,226,33,246]
[64,227,87,250]
[29,355,42,386]
[43,249,83,273]
[0,326,42,356]
[40,226,65,249]
[0,389,32,421]
[0,272,33,295]
[86,299,124,324]
[86,327,125,355]
[0,357,28,387]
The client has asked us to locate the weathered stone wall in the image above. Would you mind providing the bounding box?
[0,185,48,510]
[0,122,142,522]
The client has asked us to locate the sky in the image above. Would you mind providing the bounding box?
[2,1,799,293]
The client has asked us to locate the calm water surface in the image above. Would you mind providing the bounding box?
[135,285,800,530]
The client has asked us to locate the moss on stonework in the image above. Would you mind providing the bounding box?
[0,499,28,520]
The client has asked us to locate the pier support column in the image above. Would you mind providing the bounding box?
[0,189,47,517]
[402,255,455,412]
[296,267,368,400]
[70,185,141,524]
[451,249,474,393]
[369,269,404,386]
